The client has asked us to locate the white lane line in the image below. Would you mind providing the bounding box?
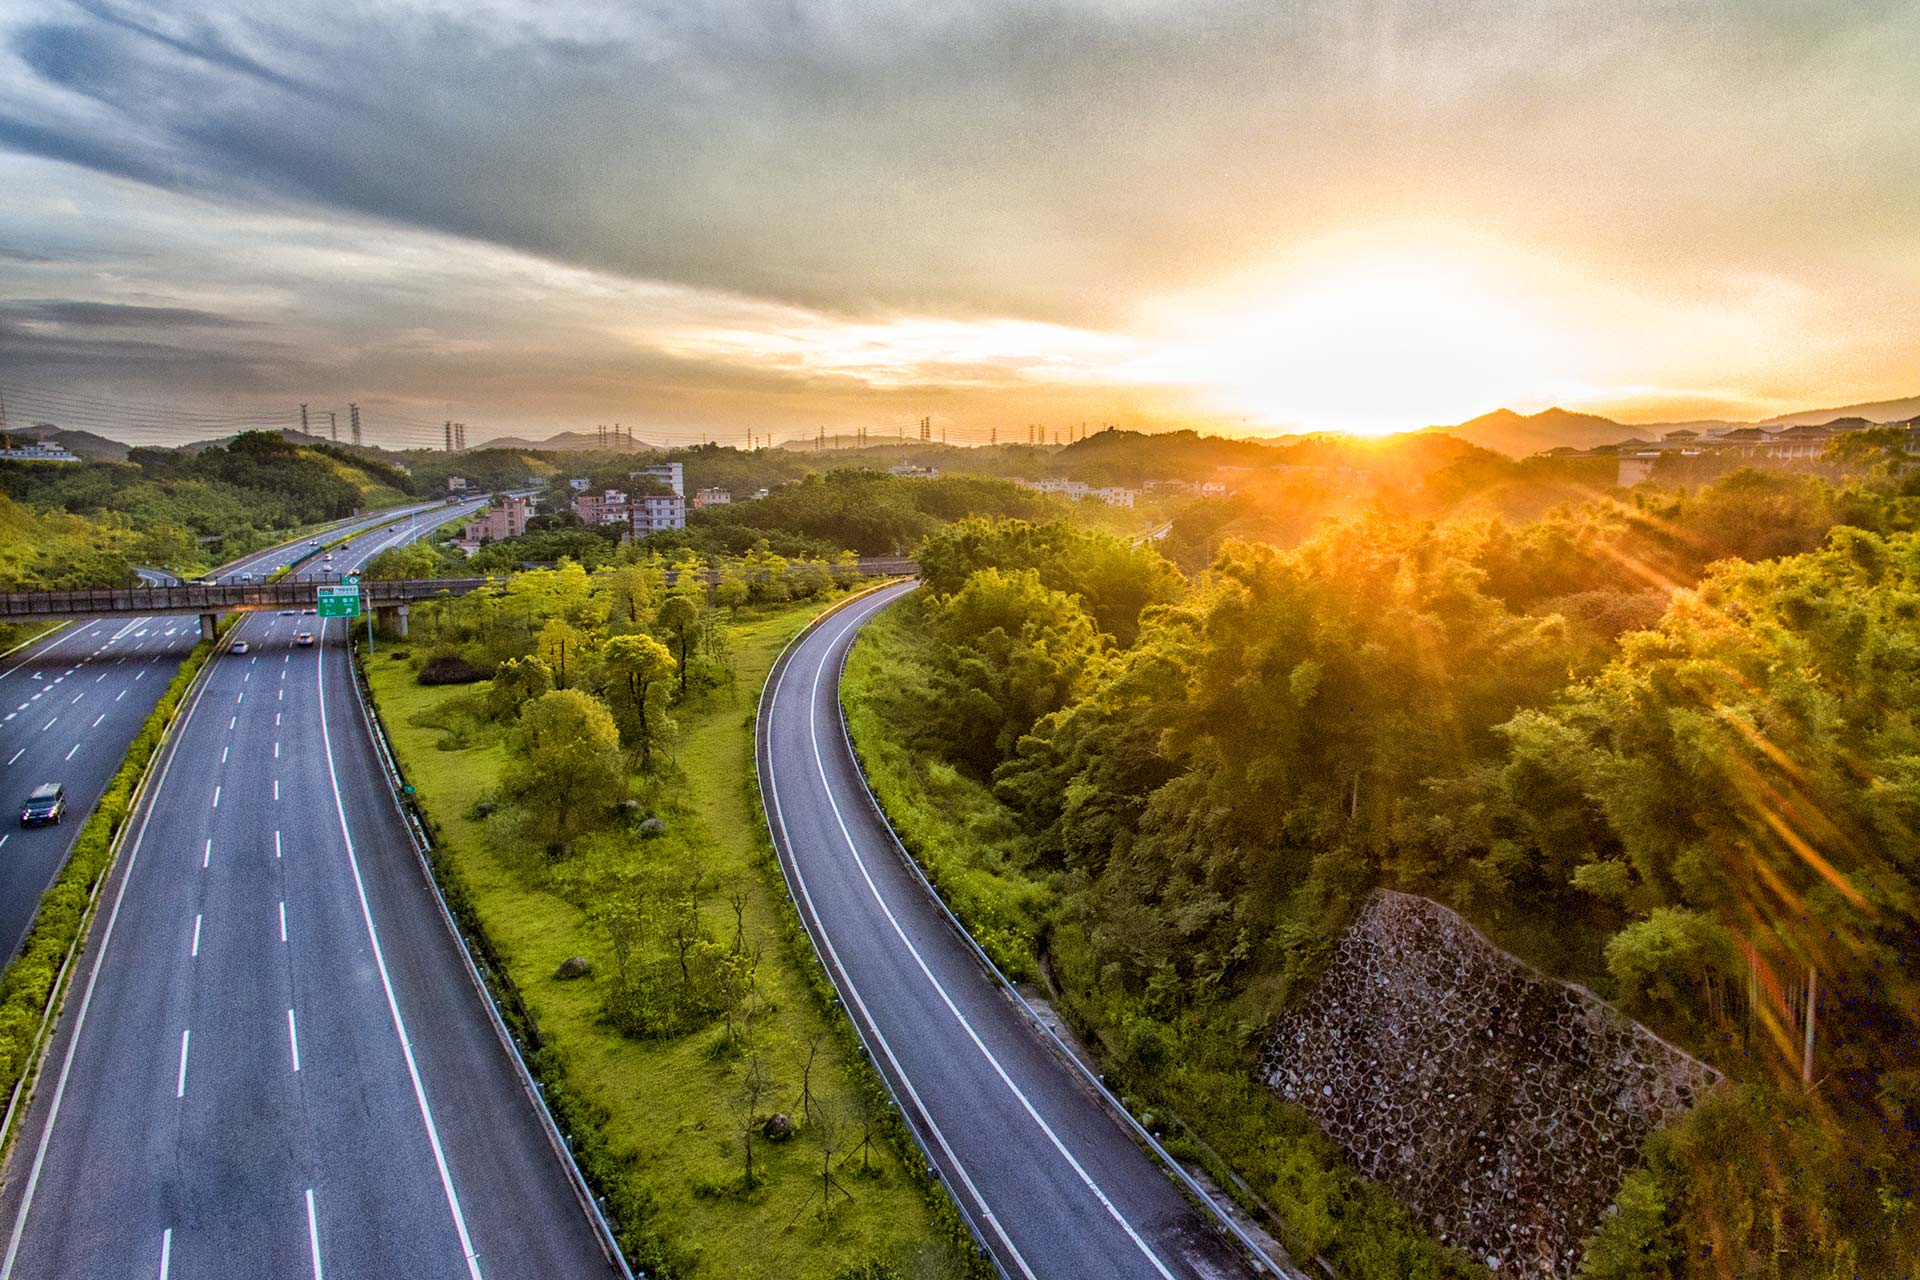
[244,673,250,683]
[63,744,79,761]
[115,689,126,702]
[273,779,279,801]
[0,608,225,1280]
[69,693,81,704]
[158,1228,171,1280]
[4,750,19,767]
[175,1030,190,1098]
[95,673,105,683]
[305,1189,324,1280]
[135,670,145,681]
[278,689,284,701]
[221,746,229,764]
[274,830,282,859]
[275,713,281,727]
[0,836,7,849]
[211,785,221,810]
[281,670,286,681]
[235,692,243,705]
[191,915,202,957]
[279,901,287,942]
[2,714,12,723]
[229,716,236,731]
[274,742,280,759]
[314,620,483,1279]
[761,593,1037,1280]
[91,714,104,727]
[287,1009,300,1072]
[40,718,54,732]
[800,592,1172,1278]
[203,840,211,869]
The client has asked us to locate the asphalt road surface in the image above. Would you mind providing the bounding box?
[0,504,447,963]
[759,581,1254,1280]
[0,497,614,1278]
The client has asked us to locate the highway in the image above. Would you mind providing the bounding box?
[759,581,1256,1280]
[0,495,616,1278]
[0,504,446,962]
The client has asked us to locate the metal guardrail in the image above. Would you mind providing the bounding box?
[344,641,635,1278]
[825,587,1307,1279]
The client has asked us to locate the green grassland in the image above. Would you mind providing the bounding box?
[368,595,957,1280]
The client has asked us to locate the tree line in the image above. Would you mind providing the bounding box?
[857,466,1920,1277]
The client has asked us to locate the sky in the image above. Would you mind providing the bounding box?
[0,0,1916,448]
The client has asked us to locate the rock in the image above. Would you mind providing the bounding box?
[618,799,642,815]
[637,817,667,839]
[471,801,497,819]
[762,1112,794,1142]
[554,956,592,980]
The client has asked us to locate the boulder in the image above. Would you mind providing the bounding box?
[554,956,592,981]
[471,800,497,819]
[638,817,667,839]
[761,1112,794,1142]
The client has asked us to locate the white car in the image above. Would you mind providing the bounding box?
[231,641,250,655]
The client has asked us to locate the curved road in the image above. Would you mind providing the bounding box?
[0,497,616,1278]
[759,582,1255,1280]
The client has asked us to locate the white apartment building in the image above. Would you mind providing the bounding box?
[627,462,687,533]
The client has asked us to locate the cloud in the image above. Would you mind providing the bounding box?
[0,1,1915,439]
[0,298,246,327]
[4,0,1916,325]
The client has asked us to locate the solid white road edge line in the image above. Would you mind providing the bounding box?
[314,617,484,1280]
[763,591,1038,1280]
[0,603,230,1280]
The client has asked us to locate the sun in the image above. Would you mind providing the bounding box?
[1135,244,1578,435]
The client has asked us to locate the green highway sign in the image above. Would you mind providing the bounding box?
[316,584,362,619]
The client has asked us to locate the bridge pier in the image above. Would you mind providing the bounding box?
[375,603,410,638]
[199,612,219,642]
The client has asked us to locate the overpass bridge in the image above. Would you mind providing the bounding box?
[0,557,920,635]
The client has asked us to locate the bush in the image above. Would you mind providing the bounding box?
[418,654,489,685]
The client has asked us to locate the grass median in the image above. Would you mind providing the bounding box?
[366,593,963,1280]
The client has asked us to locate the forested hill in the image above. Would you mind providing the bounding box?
[845,451,1920,1277]
[0,430,414,587]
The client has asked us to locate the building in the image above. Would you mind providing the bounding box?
[0,442,80,463]
[446,476,468,492]
[470,495,529,542]
[1016,477,1137,507]
[573,489,630,527]
[693,487,732,509]
[888,463,940,479]
[627,462,686,534]
[568,477,591,492]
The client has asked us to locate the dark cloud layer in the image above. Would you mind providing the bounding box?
[5,1,1915,324]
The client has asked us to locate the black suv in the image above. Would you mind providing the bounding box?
[20,783,65,828]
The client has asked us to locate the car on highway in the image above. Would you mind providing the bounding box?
[20,783,65,828]
[279,609,297,616]
[301,608,317,615]
[231,641,250,654]
[294,631,315,647]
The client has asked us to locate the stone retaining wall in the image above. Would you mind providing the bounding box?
[1257,890,1720,1277]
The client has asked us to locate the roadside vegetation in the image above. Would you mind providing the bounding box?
[0,431,415,586]
[841,436,1920,1280]
[364,556,969,1279]
[0,627,222,1147]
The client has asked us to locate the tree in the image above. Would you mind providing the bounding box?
[735,1055,776,1190]
[501,690,625,849]
[534,617,585,688]
[656,594,702,698]
[599,633,676,768]
[487,654,552,721]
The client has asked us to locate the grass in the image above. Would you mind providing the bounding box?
[368,595,958,1280]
